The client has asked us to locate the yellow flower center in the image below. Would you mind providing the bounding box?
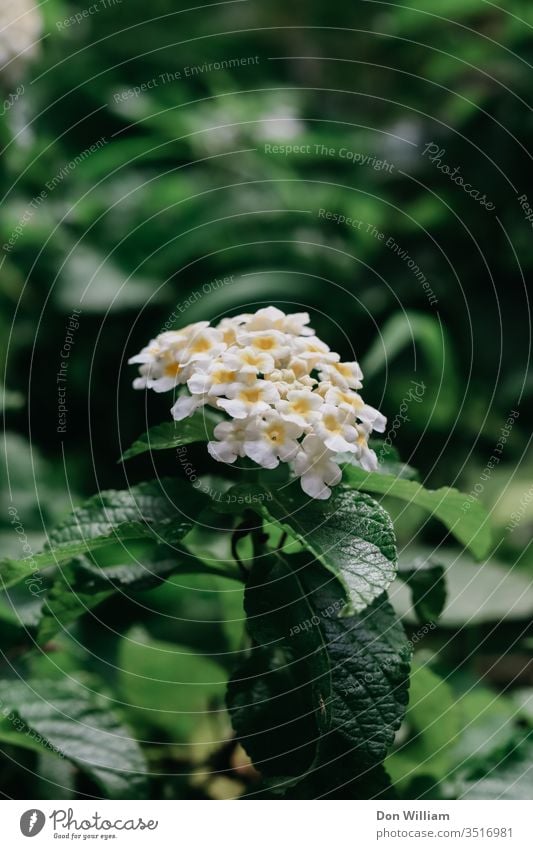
[190,336,211,354]
[223,328,236,345]
[254,336,276,351]
[267,425,284,444]
[240,387,262,403]
[291,398,311,415]
[164,361,181,377]
[323,414,342,434]
[213,369,236,385]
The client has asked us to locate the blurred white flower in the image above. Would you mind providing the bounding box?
[131,308,386,499]
[0,0,42,83]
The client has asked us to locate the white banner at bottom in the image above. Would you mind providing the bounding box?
[3,800,531,848]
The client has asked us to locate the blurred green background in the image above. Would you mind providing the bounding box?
[0,0,532,800]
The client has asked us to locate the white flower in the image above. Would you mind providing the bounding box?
[179,327,226,365]
[243,412,303,469]
[236,329,291,364]
[277,389,323,429]
[207,420,248,464]
[224,345,276,378]
[319,360,363,390]
[217,379,280,419]
[314,405,359,453]
[187,361,238,397]
[324,387,386,432]
[171,393,209,421]
[293,335,338,369]
[130,309,387,499]
[133,352,191,393]
[355,424,379,472]
[291,435,343,500]
[244,306,313,337]
[265,369,316,399]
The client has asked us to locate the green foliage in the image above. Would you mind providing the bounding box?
[398,556,447,624]
[228,555,410,796]
[0,0,529,802]
[220,482,397,614]
[344,466,492,559]
[0,678,147,798]
[121,411,220,460]
[0,479,209,588]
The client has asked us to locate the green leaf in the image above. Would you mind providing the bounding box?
[37,551,232,645]
[386,663,461,790]
[344,466,492,560]
[0,478,208,590]
[393,547,533,626]
[398,556,446,623]
[222,482,397,615]
[370,440,419,480]
[119,628,227,746]
[456,733,533,800]
[452,688,521,771]
[360,311,459,428]
[228,554,410,795]
[0,678,146,798]
[121,410,219,461]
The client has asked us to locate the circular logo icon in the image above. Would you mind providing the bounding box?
[20,810,46,837]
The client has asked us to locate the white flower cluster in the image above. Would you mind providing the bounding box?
[130,308,386,500]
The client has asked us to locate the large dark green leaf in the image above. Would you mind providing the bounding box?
[221,483,397,615]
[343,466,492,560]
[227,554,410,796]
[0,678,146,798]
[121,411,220,461]
[0,479,209,590]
